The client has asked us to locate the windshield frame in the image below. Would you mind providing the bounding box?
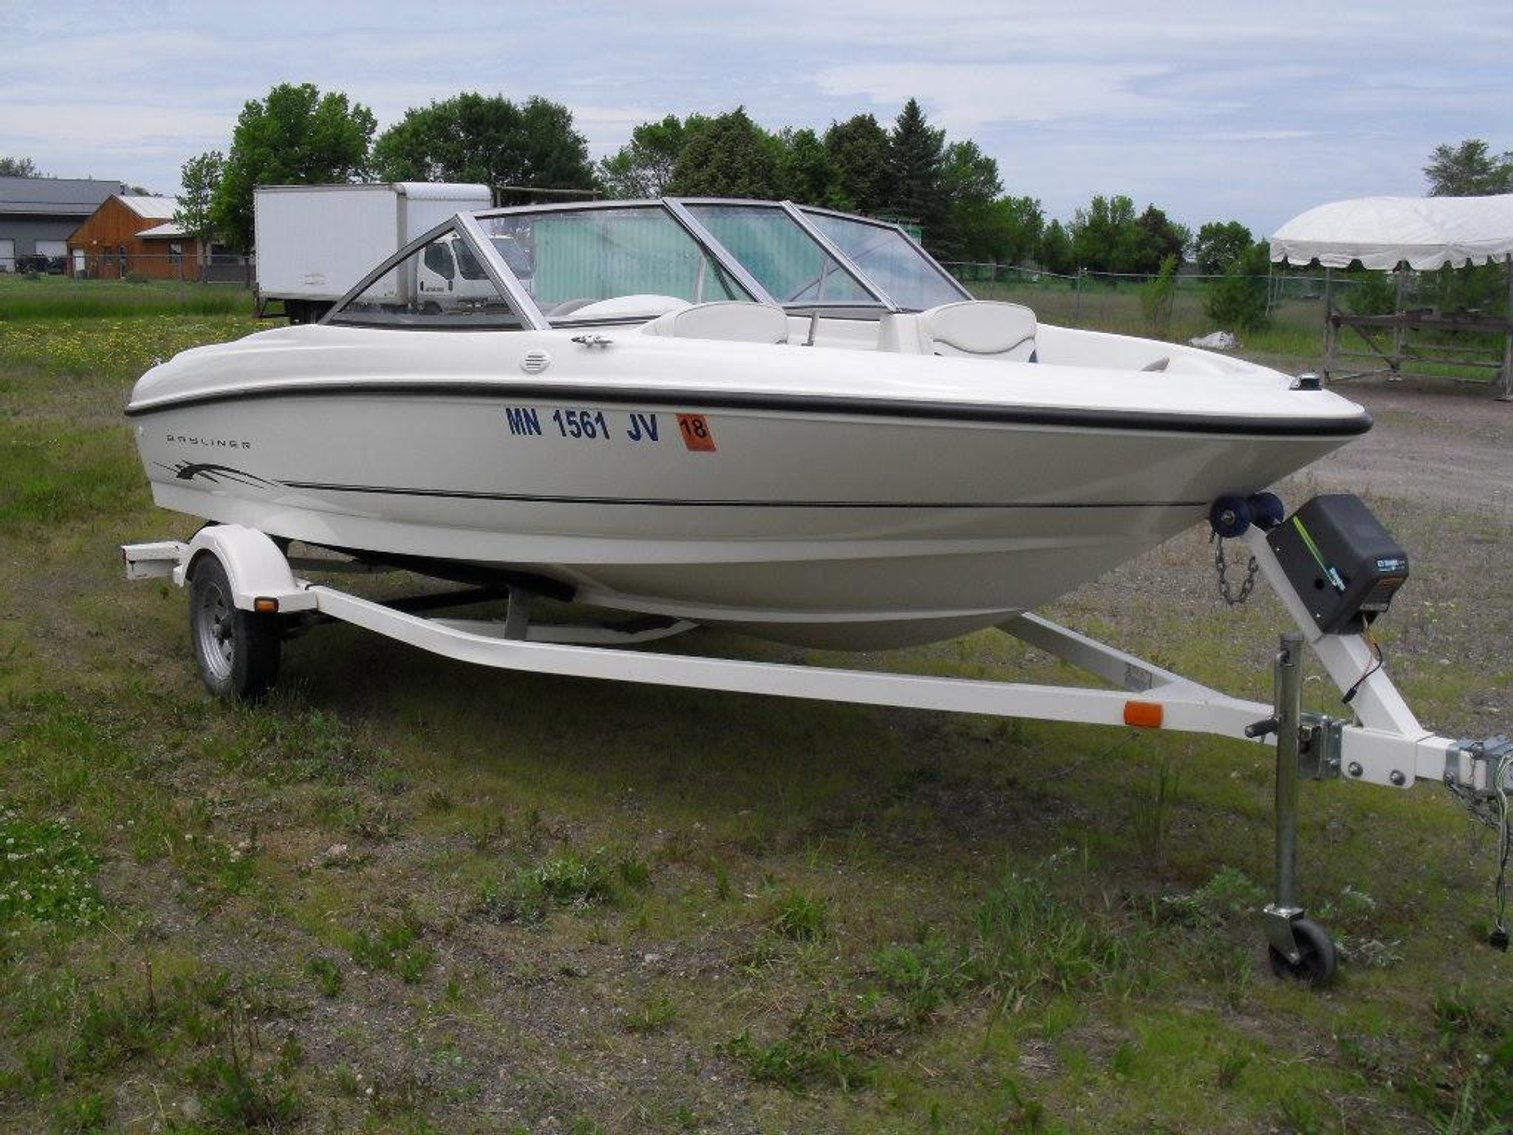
[796,205,972,310]
[325,197,974,330]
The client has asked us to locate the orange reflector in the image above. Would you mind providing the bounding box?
[253,597,280,614]
[1123,701,1164,729]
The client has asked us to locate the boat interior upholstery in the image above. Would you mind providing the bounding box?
[877,300,1038,360]
[640,300,792,344]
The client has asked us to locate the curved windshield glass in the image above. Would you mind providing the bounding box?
[478,206,753,320]
[684,202,877,307]
[330,226,524,329]
[801,210,968,311]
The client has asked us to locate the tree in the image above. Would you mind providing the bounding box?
[888,98,946,240]
[1133,205,1187,274]
[371,93,595,195]
[0,156,40,177]
[1038,219,1074,275]
[1204,241,1271,332]
[175,150,224,250]
[823,114,891,215]
[1070,194,1137,273]
[598,115,700,198]
[930,140,1003,261]
[1193,220,1254,275]
[667,108,781,198]
[775,128,843,207]
[1424,139,1513,196]
[1140,254,1179,335]
[213,82,375,250]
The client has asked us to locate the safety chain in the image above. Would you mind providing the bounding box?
[1211,532,1260,606]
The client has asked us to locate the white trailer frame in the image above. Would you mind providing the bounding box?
[123,520,1509,983]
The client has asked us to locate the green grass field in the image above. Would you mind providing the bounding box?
[1,292,1510,1133]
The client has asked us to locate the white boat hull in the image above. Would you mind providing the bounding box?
[130,329,1366,647]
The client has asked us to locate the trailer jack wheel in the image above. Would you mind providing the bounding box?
[1266,917,1337,986]
[188,554,280,701]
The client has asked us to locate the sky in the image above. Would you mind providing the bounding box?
[2,0,1510,238]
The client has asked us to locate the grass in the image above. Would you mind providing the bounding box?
[1,305,1511,1132]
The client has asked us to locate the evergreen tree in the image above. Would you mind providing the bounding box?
[823,114,891,214]
[887,99,947,241]
[666,108,781,198]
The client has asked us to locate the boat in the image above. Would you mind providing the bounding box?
[125,198,1371,650]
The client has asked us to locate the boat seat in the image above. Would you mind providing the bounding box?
[641,301,790,344]
[914,300,1038,361]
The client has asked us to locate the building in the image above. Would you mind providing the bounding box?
[0,176,126,271]
[67,195,215,280]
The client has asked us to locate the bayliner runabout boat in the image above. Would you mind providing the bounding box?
[126,199,1369,649]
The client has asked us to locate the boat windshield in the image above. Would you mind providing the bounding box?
[680,202,880,308]
[477,205,756,321]
[329,224,528,329]
[799,208,968,311]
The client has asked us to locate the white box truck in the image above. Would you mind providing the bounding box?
[253,182,493,323]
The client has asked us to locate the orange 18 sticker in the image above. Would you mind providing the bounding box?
[677,413,717,452]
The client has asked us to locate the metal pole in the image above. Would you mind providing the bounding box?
[1323,268,1335,383]
[1501,255,1512,402]
[1273,632,1304,912]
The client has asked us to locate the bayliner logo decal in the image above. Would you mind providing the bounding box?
[158,461,281,490]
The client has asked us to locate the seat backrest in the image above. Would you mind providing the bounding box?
[919,300,1037,361]
[641,301,790,344]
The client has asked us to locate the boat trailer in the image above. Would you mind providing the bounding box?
[123,494,1511,986]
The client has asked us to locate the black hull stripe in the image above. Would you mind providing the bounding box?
[281,480,1207,509]
[127,381,1373,438]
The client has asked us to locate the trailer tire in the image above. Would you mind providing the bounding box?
[188,554,280,701]
[1267,918,1337,987]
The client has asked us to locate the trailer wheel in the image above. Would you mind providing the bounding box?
[1267,918,1337,986]
[188,554,280,701]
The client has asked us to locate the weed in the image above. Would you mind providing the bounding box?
[768,888,828,941]
[872,933,967,1028]
[725,1025,868,1092]
[477,850,633,924]
[1276,1088,1323,1135]
[305,955,344,998]
[1159,866,1266,927]
[969,856,1145,1002]
[1215,1044,1252,1089]
[1130,755,1182,860]
[50,1090,111,1133]
[351,911,432,984]
[624,993,678,1034]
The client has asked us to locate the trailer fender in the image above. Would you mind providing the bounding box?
[178,525,318,613]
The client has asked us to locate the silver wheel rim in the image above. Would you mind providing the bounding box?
[194,579,236,682]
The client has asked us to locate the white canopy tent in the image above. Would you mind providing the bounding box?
[1268,194,1513,397]
[1270,194,1513,270]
